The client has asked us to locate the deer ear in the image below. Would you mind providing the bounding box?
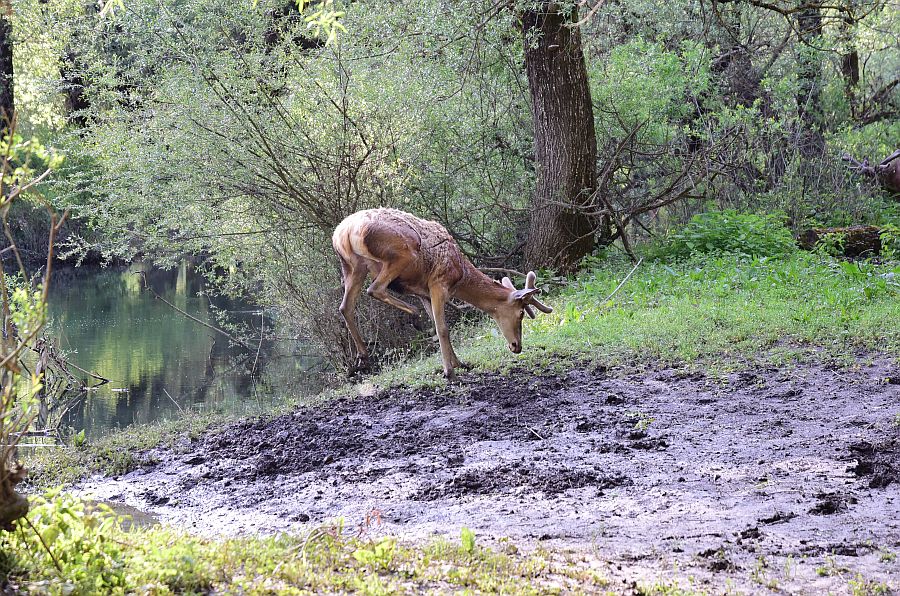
[511,287,540,302]
[501,276,515,290]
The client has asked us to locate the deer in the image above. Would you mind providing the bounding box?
[332,208,553,379]
[842,149,900,195]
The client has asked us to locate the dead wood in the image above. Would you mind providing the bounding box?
[798,225,882,257]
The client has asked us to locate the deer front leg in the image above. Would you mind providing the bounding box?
[428,286,464,379]
[422,296,470,371]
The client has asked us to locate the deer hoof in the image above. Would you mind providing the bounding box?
[349,356,370,376]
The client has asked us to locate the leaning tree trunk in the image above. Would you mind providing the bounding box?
[522,3,598,274]
[0,11,13,133]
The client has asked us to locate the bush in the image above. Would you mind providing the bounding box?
[654,210,796,260]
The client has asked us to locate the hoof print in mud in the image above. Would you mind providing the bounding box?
[629,435,669,450]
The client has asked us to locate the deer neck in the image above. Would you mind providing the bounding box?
[453,262,512,313]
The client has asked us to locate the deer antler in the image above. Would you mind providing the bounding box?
[524,271,553,314]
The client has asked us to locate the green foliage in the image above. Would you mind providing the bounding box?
[653,210,797,260]
[879,224,900,261]
[3,495,602,594]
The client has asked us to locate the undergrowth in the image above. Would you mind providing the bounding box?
[1,491,608,595]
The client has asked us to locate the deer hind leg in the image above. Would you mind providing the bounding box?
[365,256,420,316]
[338,256,370,369]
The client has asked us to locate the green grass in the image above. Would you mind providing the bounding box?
[25,412,229,490]
[376,252,900,387]
[2,491,611,595]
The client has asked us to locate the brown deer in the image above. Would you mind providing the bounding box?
[332,208,553,379]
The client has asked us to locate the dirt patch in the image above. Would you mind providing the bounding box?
[75,357,900,593]
[849,439,900,488]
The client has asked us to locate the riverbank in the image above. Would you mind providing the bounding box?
[13,253,900,593]
[27,252,900,489]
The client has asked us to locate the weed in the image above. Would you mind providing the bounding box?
[848,573,892,596]
[880,224,900,261]
[460,527,476,555]
[815,232,847,257]
[626,410,655,432]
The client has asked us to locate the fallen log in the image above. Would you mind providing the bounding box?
[798,225,882,258]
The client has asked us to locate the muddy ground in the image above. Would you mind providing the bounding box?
[77,355,900,593]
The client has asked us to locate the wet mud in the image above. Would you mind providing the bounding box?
[77,356,900,593]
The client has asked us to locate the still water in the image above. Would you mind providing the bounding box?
[49,262,325,438]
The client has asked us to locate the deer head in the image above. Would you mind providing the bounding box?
[492,271,553,353]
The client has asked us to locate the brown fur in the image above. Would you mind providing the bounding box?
[333,208,552,378]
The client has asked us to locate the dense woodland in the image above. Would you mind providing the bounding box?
[1,0,900,591]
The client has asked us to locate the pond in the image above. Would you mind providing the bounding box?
[47,262,326,439]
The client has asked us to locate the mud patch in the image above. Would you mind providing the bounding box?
[849,439,900,488]
[74,356,900,592]
[414,466,629,501]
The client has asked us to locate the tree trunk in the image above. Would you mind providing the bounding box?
[522,3,598,274]
[839,6,860,118]
[0,12,13,134]
[794,6,825,160]
[61,49,90,126]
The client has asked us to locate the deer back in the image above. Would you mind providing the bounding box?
[333,208,467,293]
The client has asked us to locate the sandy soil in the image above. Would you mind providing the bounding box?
[76,355,900,593]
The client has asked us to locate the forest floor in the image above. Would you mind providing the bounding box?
[74,353,900,594]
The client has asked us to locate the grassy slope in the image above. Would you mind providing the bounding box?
[378,252,900,387]
[14,251,900,594]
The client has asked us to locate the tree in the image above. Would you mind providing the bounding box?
[794,4,825,161]
[0,8,12,133]
[521,2,599,273]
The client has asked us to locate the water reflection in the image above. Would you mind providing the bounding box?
[49,263,324,438]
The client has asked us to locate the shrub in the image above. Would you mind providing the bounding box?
[654,210,796,260]
[880,224,900,261]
